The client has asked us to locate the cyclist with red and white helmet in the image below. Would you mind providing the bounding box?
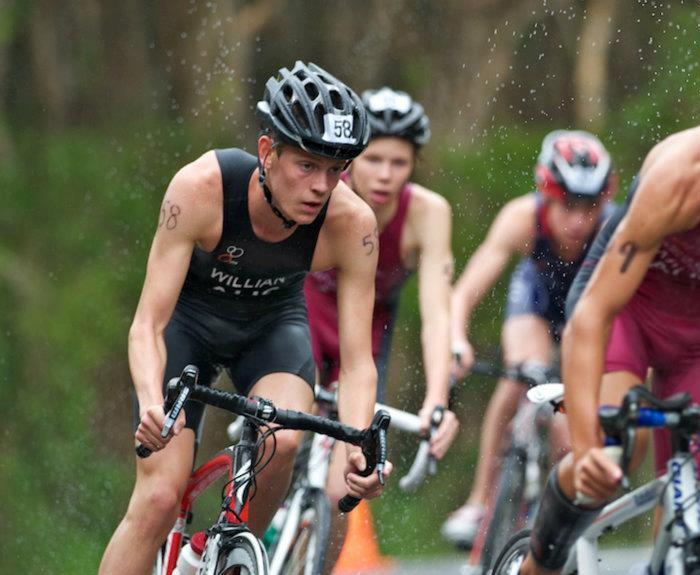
[442,130,618,549]
[501,125,700,575]
[99,62,393,575]
[304,87,460,562]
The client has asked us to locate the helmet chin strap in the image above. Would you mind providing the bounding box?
[258,159,297,230]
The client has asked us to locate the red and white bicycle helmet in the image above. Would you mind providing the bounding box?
[535,130,616,201]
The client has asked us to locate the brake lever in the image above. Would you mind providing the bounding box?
[135,365,199,458]
[618,390,640,491]
[371,410,391,485]
[428,406,444,475]
[337,409,391,512]
[619,426,634,491]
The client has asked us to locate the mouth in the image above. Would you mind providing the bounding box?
[564,230,587,243]
[369,189,391,204]
[300,200,323,215]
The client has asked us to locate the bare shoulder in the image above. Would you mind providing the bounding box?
[498,193,537,221]
[313,180,378,271]
[487,193,536,250]
[643,125,700,170]
[632,127,700,233]
[168,151,222,205]
[159,151,222,241]
[407,183,452,221]
[325,180,377,236]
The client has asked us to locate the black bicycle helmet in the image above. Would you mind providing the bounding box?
[362,87,431,147]
[256,61,370,161]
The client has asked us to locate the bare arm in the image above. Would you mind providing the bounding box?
[330,202,396,497]
[564,134,700,499]
[452,196,534,370]
[416,194,453,408]
[563,220,659,458]
[130,158,219,450]
[414,192,460,457]
[334,211,380,432]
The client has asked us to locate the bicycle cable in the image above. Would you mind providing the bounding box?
[220,417,280,518]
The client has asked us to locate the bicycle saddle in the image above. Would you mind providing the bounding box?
[527,383,564,404]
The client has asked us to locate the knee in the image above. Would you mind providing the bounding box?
[269,429,302,462]
[325,481,346,508]
[488,380,522,417]
[127,480,183,536]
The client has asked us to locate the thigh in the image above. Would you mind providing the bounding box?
[501,314,555,366]
[229,312,316,397]
[133,311,221,437]
[651,354,700,475]
[248,373,315,452]
[603,302,649,382]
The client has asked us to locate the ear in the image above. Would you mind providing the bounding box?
[258,135,274,170]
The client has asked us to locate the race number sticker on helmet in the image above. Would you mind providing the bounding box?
[367,87,412,113]
[323,113,356,144]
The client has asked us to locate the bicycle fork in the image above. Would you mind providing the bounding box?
[653,454,700,575]
[198,419,264,574]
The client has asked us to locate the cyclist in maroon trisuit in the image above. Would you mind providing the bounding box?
[304,87,459,561]
[505,126,700,575]
[99,62,392,575]
[443,131,617,548]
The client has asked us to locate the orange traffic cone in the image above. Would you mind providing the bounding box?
[333,500,393,574]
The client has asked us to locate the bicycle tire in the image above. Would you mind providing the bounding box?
[490,530,531,575]
[278,487,331,575]
[217,531,269,575]
[480,448,527,574]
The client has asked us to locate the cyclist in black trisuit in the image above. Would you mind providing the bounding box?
[99,61,392,575]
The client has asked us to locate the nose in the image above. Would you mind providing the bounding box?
[377,161,392,181]
[310,171,334,196]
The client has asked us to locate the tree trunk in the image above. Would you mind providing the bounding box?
[573,0,618,131]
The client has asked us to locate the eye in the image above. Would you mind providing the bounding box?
[329,165,344,176]
[299,162,314,172]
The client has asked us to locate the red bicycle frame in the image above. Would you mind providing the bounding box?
[161,447,252,575]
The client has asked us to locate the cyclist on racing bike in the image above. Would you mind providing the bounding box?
[511,127,700,575]
[442,130,617,549]
[99,61,392,575]
[304,87,459,564]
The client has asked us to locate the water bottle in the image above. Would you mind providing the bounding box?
[262,504,287,551]
[173,531,206,575]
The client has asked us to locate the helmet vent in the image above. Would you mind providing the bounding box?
[329,88,343,110]
[282,84,294,103]
[304,81,319,101]
[291,100,310,131]
[313,104,325,132]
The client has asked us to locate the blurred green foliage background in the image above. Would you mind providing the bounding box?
[2,1,700,572]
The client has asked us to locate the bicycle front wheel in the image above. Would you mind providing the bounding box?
[480,447,527,573]
[217,532,269,575]
[278,487,331,575]
[490,530,531,575]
